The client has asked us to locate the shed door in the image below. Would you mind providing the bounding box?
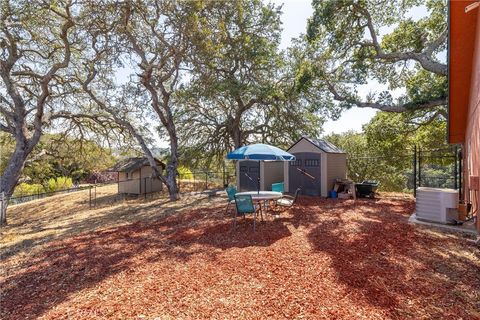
[289,152,321,196]
[239,161,260,191]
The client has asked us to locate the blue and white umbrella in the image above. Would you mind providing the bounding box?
[226,144,295,192]
[226,144,295,161]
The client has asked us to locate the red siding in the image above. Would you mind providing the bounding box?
[449,1,480,231]
[448,1,477,143]
[465,8,480,231]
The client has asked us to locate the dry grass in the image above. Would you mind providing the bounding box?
[0,184,222,259]
[1,191,479,319]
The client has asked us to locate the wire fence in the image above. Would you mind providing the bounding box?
[7,185,94,206]
[1,170,237,211]
[346,145,462,197]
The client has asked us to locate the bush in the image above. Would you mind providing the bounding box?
[177,166,193,179]
[13,183,45,197]
[47,176,73,192]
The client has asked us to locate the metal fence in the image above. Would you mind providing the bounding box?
[0,170,237,219]
[177,171,236,192]
[347,145,462,197]
[6,185,94,206]
[413,145,462,197]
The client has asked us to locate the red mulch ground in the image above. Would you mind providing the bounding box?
[1,197,479,319]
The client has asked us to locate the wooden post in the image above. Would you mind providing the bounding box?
[94,182,97,207]
[89,186,92,208]
[205,172,208,191]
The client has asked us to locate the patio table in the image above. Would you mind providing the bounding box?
[236,191,283,201]
[235,191,283,221]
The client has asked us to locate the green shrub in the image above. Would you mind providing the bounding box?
[13,183,45,197]
[177,166,193,179]
[47,176,73,192]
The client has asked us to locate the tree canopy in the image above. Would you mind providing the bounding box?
[177,0,323,167]
[301,0,447,118]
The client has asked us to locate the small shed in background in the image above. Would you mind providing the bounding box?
[285,137,347,197]
[111,157,165,195]
[236,160,285,191]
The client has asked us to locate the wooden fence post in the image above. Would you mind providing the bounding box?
[94,183,97,207]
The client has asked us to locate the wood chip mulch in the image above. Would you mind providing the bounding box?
[1,197,479,319]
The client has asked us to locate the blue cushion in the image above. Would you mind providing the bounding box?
[272,182,284,193]
[226,186,237,201]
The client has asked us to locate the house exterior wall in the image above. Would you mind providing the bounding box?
[448,1,478,143]
[326,153,347,194]
[465,10,480,231]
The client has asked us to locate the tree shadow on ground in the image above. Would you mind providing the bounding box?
[0,199,292,320]
[304,197,480,318]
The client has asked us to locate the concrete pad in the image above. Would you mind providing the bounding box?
[409,213,478,236]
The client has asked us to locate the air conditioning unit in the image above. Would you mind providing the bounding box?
[415,187,459,224]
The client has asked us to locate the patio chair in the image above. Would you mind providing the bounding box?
[271,182,284,193]
[276,188,301,207]
[224,185,237,214]
[233,194,261,231]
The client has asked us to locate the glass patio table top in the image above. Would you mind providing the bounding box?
[235,191,283,201]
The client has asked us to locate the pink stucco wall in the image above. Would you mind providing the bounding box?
[465,10,480,230]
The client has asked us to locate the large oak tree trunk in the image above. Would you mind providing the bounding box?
[0,137,37,224]
[165,123,180,201]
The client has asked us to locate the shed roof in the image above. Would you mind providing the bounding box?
[288,136,345,154]
[111,157,165,173]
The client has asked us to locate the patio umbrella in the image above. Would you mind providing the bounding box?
[226,144,295,193]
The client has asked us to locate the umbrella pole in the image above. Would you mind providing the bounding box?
[258,161,261,194]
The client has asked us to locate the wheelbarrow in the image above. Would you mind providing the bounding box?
[355,180,379,198]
